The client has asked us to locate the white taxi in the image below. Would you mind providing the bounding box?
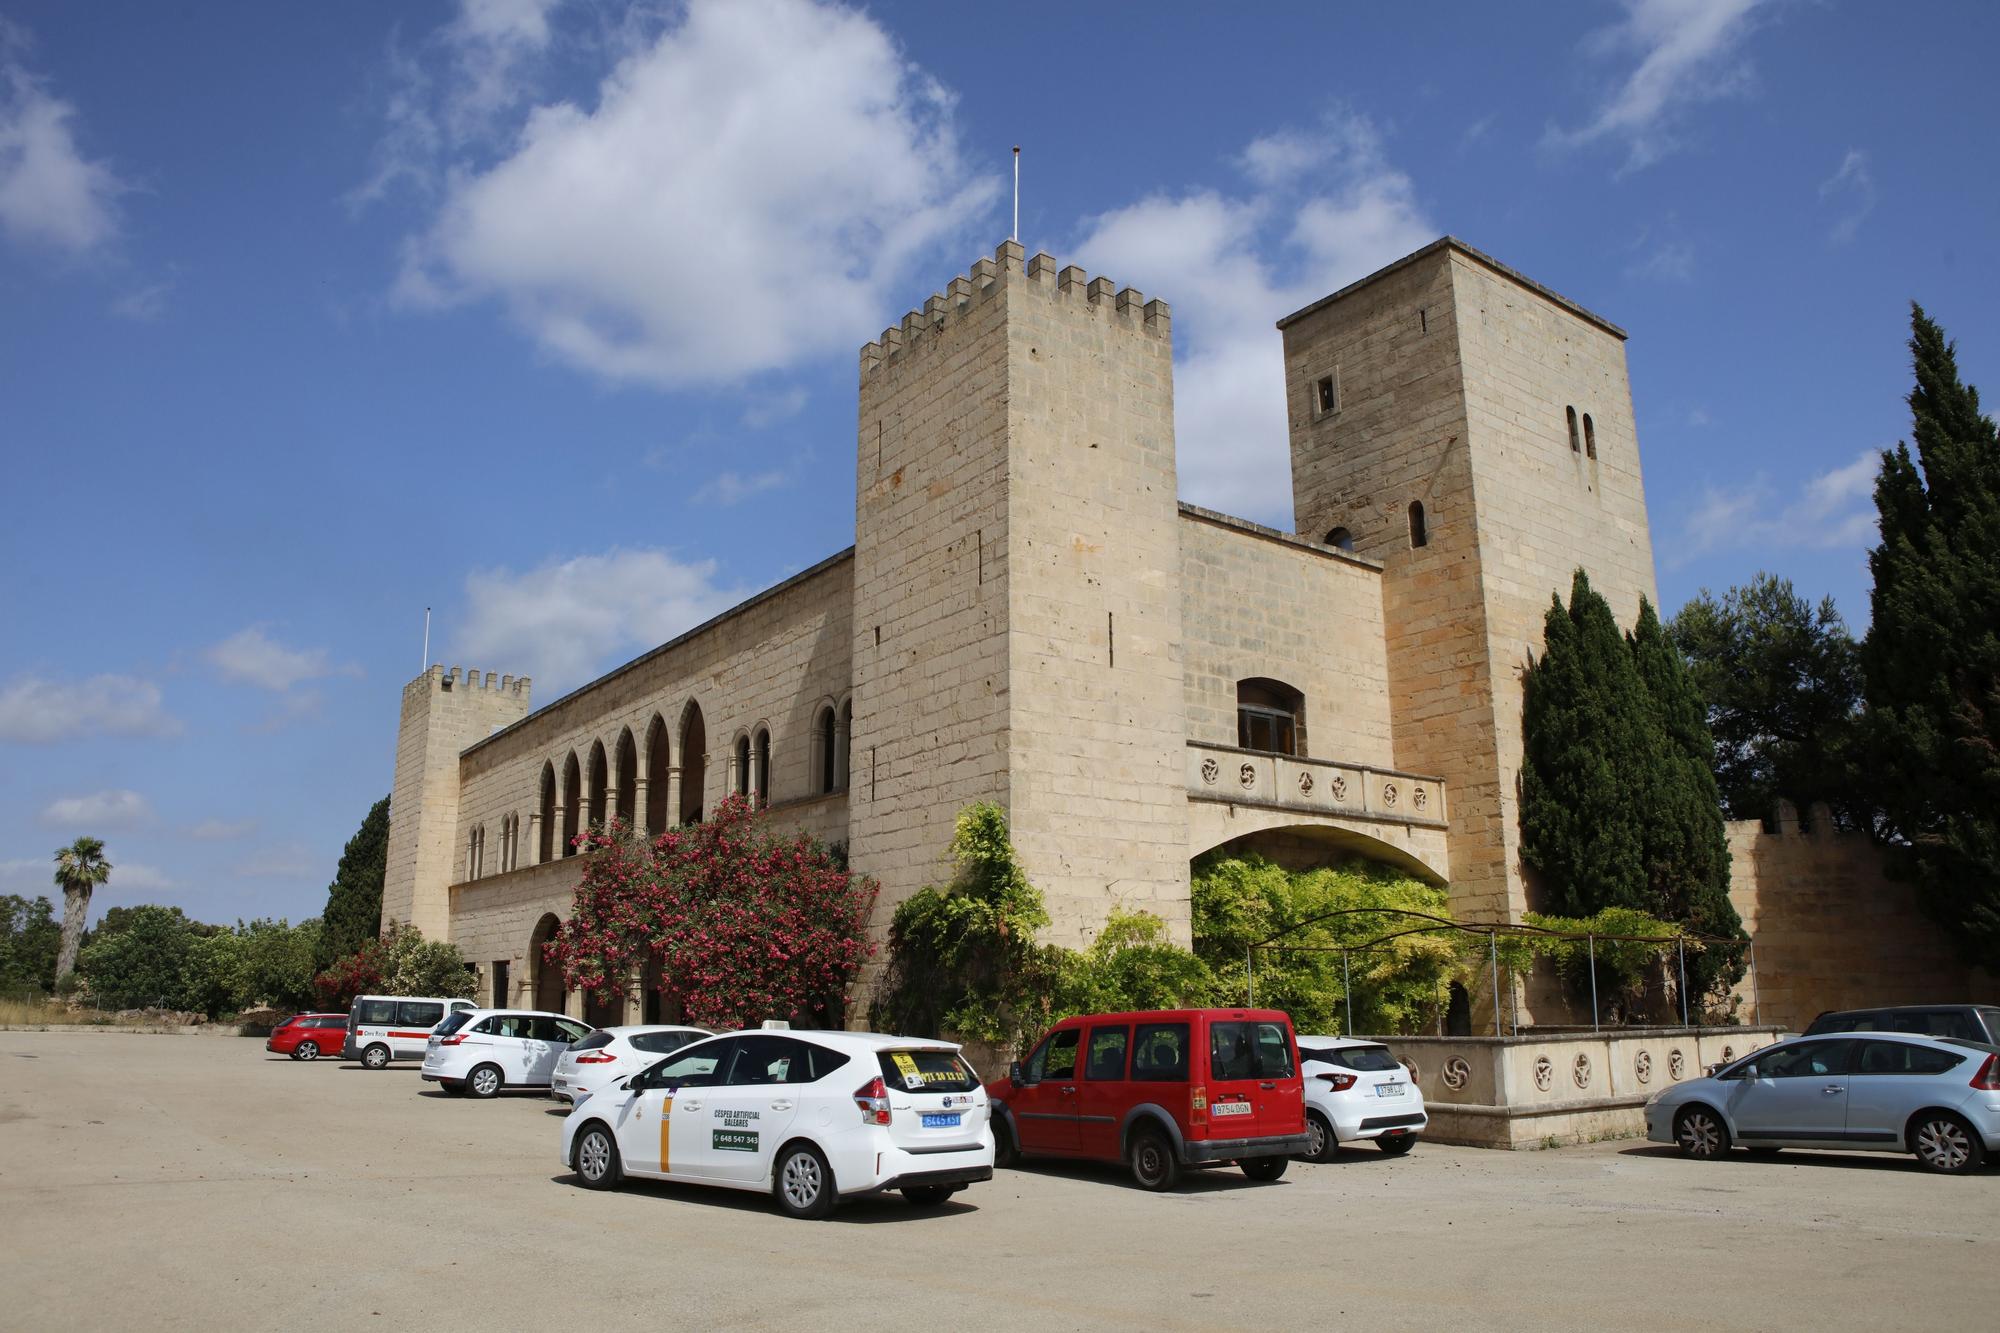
[1297,1035,1427,1160]
[551,1024,712,1106]
[560,1029,994,1219]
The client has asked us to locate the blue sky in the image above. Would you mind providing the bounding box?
[3,0,1996,927]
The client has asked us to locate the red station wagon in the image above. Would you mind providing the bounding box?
[986,1008,1309,1190]
[265,1013,350,1061]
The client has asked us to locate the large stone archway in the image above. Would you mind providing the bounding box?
[527,912,566,1013]
[1188,806,1450,884]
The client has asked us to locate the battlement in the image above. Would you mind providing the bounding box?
[859,240,1170,376]
[405,664,532,699]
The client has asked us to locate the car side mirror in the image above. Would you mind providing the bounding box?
[1009,1061,1027,1087]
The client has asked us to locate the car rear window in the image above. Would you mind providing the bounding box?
[1855,1040,1965,1075]
[1209,1021,1295,1080]
[354,999,398,1025]
[433,1011,474,1037]
[1300,1043,1400,1072]
[570,1031,614,1052]
[630,1029,702,1056]
[877,1048,978,1093]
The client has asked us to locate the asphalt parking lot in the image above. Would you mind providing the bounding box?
[1,1029,1994,1330]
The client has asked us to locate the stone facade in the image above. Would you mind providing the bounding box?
[378,235,1970,1034]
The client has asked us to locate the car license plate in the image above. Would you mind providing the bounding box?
[1378,1083,1405,1097]
[921,1113,962,1128]
[1211,1101,1252,1117]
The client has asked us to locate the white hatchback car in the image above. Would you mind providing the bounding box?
[1296,1035,1427,1160]
[561,1030,994,1219]
[552,1024,712,1106]
[422,1009,594,1098]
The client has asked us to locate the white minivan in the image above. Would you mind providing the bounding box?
[344,995,479,1069]
[422,1008,593,1097]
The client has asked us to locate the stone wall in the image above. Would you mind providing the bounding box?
[1727,807,1998,1031]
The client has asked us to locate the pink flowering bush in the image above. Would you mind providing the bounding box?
[546,797,876,1030]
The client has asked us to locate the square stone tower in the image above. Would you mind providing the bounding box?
[1280,238,1658,925]
[382,666,531,939]
[848,241,1192,948]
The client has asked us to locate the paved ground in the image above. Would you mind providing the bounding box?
[1,1030,1994,1331]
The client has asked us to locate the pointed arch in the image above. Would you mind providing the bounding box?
[679,700,707,824]
[528,913,566,1012]
[753,724,771,807]
[814,701,839,794]
[644,713,671,836]
[733,731,751,798]
[614,726,637,829]
[538,762,557,862]
[1583,412,1597,460]
[561,751,582,856]
[586,739,608,834]
[1567,405,1581,453]
[838,695,853,791]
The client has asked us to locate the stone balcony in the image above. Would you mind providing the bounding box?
[1184,740,1451,880]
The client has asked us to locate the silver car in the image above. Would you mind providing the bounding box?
[1645,1032,2000,1174]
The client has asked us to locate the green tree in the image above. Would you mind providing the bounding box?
[376,923,477,999]
[235,918,322,1011]
[1863,305,2000,966]
[316,796,389,972]
[0,895,62,993]
[1519,570,1653,915]
[52,836,112,982]
[76,904,201,1009]
[1670,574,1866,826]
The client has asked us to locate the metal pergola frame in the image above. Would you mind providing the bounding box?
[1243,906,1757,1037]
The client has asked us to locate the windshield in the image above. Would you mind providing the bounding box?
[433,1011,475,1037]
[878,1049,979,1093]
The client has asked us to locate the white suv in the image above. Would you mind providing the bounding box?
[561,1030,994,1219]
[422,1009,593,1098]
[552,1025,712,1106]
[1296,1035,1427,1160]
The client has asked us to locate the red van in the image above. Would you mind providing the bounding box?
[986,1008,1308,1190]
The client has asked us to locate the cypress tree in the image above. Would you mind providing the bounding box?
[316,796,391,971]
[1862,305,2000,966]
[1520,570,1651,915]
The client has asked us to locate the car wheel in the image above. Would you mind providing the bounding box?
[467,1064,504,1099]
[1376,1134,1417,1156]
[773,1142,837,1220]
[1128,1130,1180,1192]
[1911,1111,1985,1175]
[901,1185,955,1206]
[1674,1106,1729,1160]
[1303,1111,1339,1163]
[293,1040,319,1062]
[361,1044,390,1070]
[992,1118,1020,1168]
[574,1124,621,1190]
[1240,1156,1288,1182]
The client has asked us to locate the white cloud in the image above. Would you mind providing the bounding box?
[0,35,125,254]
[1819,148,1875,246]
[40,789,152,829]
[1545,0,1769,173]
[0,674,180,744]
[205,626,357,692]
[103,853,173,892]
[0,857,49,893]
[454,547,747,694]
[1072,110,1435,520]
[385,0,997,388]
[111,277,173,321]
[692,468,791,507]
[742,386,809,430]
[1628,238,1695,283]
[187,818,255,841]
[1675,448,1881,565]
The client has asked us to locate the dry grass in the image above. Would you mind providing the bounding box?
[0,997,125,1028]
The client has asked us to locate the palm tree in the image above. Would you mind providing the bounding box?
[53,837,112,983]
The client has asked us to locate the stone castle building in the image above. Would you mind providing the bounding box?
[380,236,1986,1031]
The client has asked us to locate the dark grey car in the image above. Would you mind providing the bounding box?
[1803,1004,2000,1045]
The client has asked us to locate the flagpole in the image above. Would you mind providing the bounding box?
[421,607,431,674]
[1012,146,1020,242]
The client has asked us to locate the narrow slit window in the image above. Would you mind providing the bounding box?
[1583,413,1597,460]
[1567,406,1581,453]
[1315,373,1337,415]
[1408,501,1428,549]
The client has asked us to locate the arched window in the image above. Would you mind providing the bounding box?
[1323,526,1354,551]
[1583,413,1597,460]
[1408,500,1428,549]
[467,827,480,880]
[561,751,581,856]
[1237,678,1305,756]
[644,714,671,836]
[615,727,637,830]
[538,762,556,862]
[815,704,838,794]
[838,697,852,791]
[754,727,771,807]
[680,702,706,824]
[1567,405,1581,453]
[734,733,751,798]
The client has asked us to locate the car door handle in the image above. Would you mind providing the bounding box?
[681,1099,702,1111]
[1259,1082,1276,1090]
[1060,1086,1076,1095]
[1822,1085,1845,1095]
[770,1099,794,1112]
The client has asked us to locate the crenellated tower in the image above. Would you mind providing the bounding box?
[382,666,531,940]
[848,240,1192,957]
[1279,238,1658,926]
